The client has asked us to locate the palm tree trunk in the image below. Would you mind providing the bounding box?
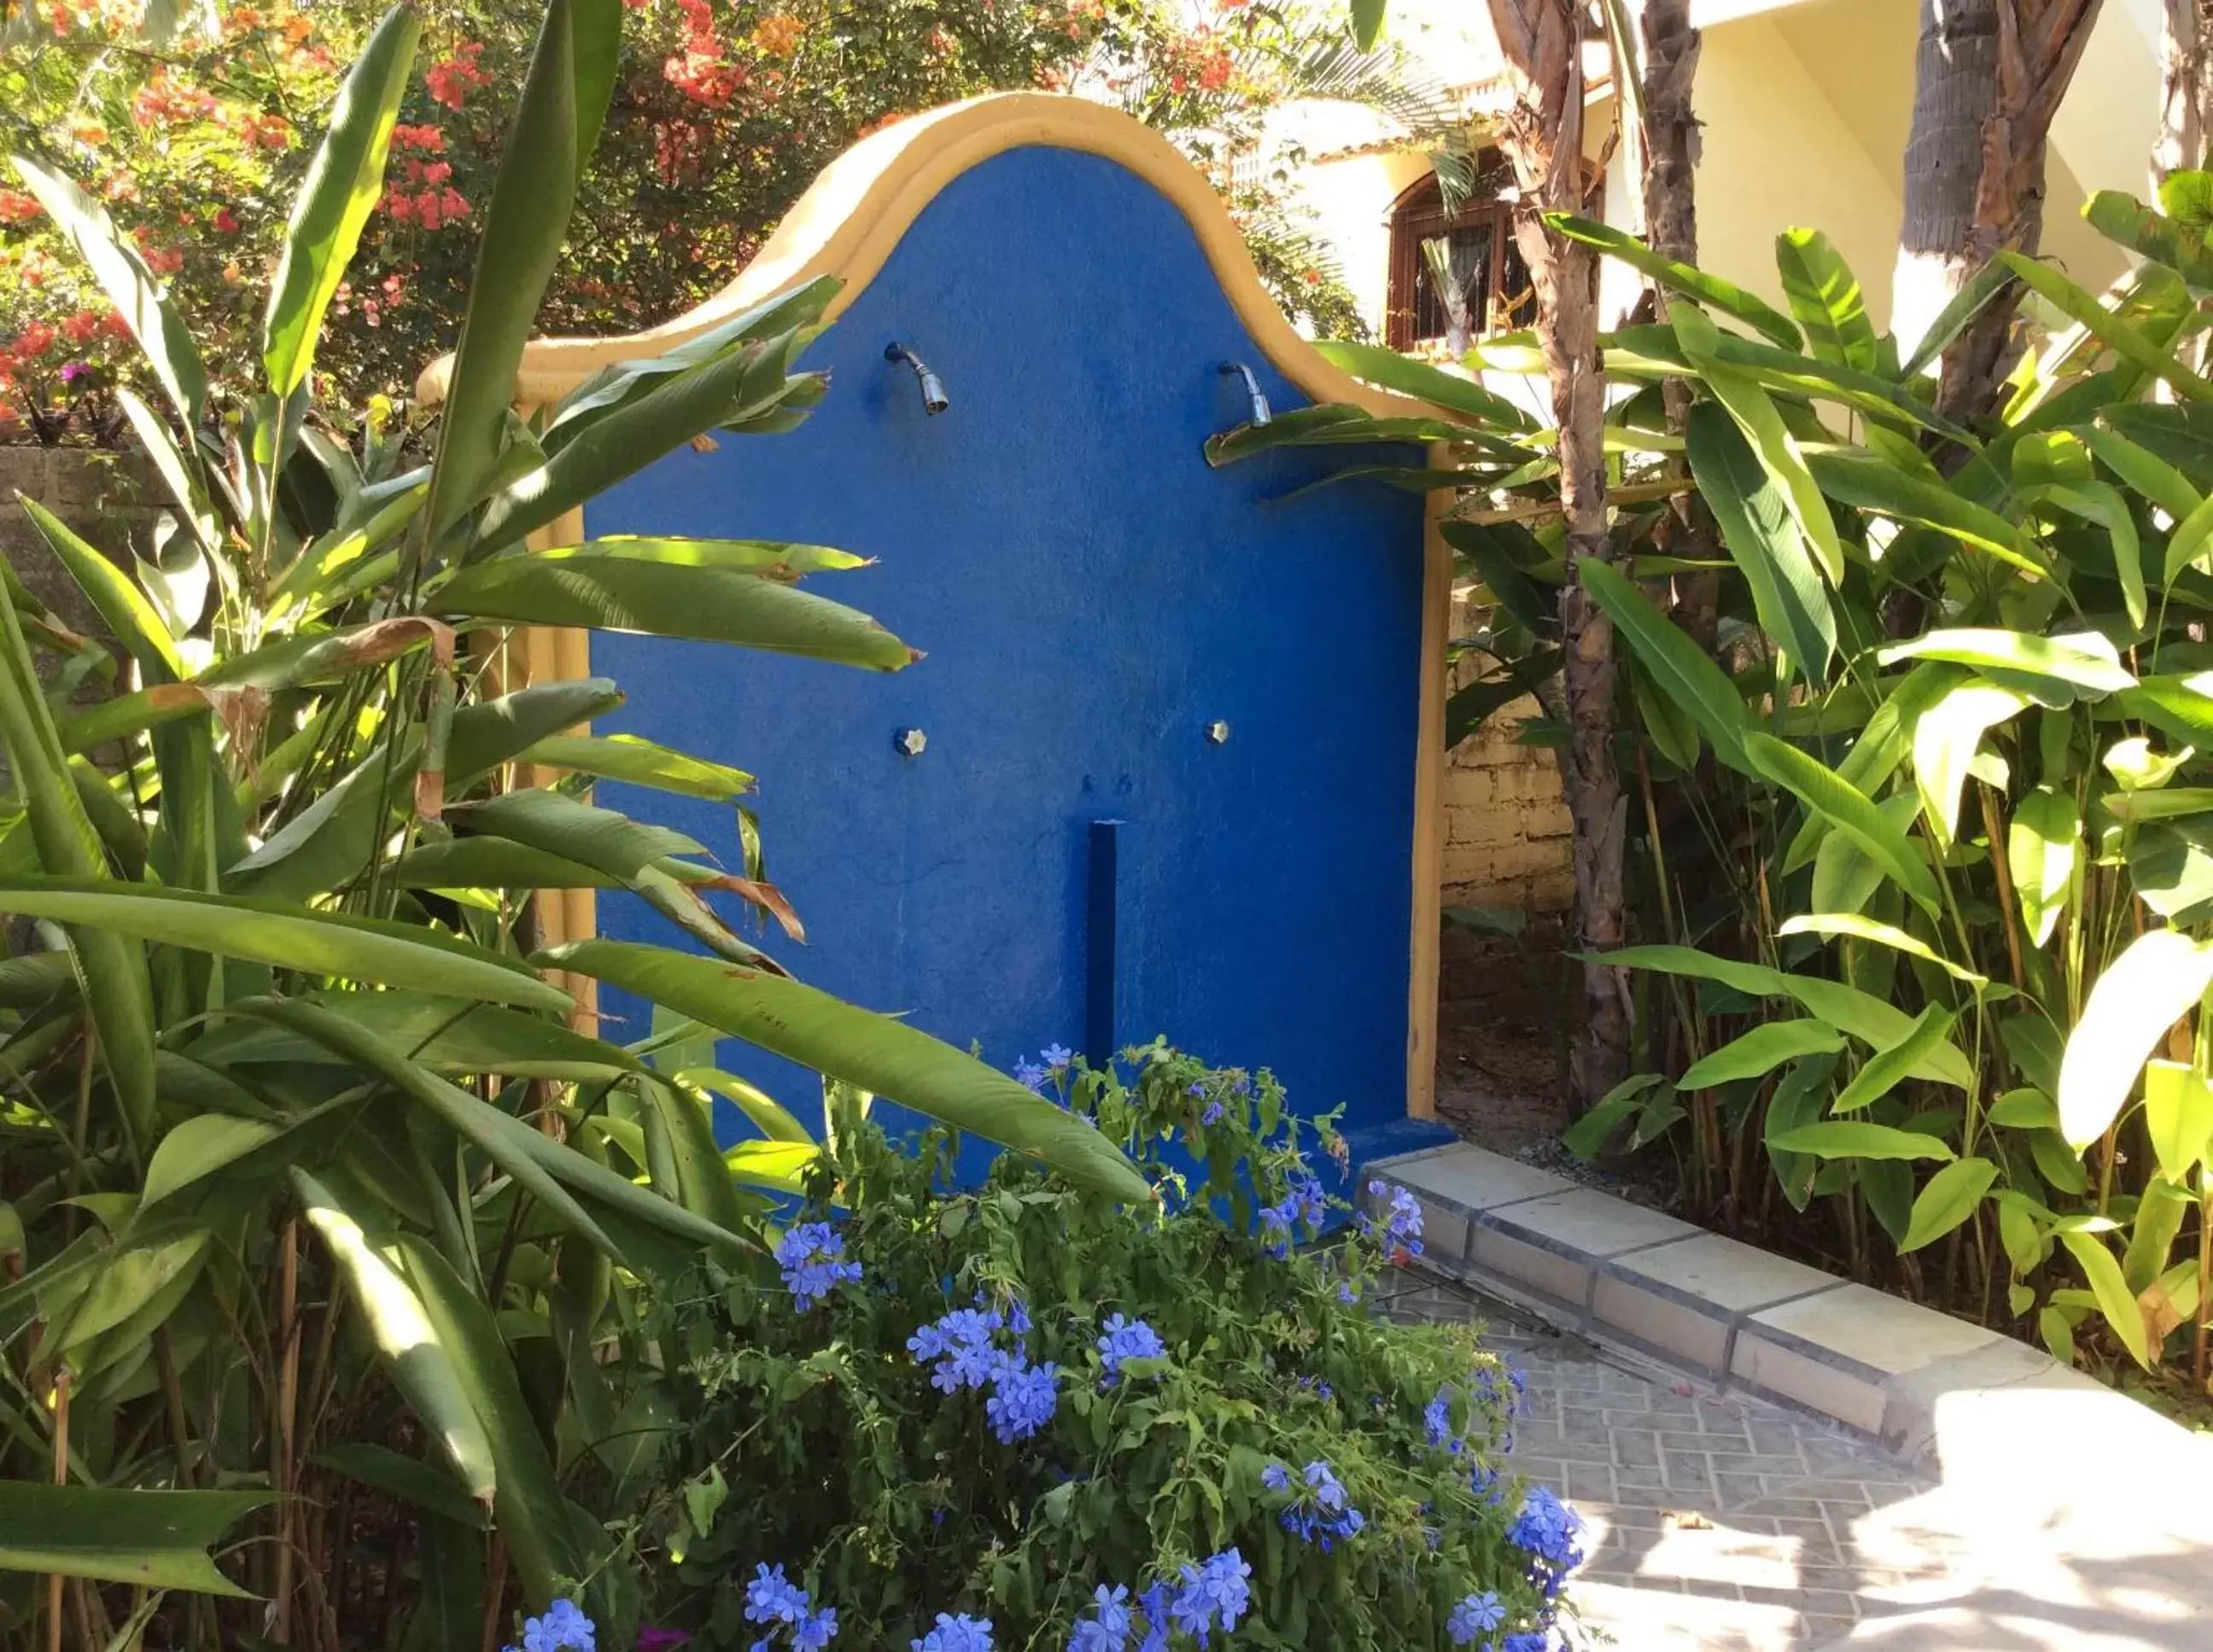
[2158,1,2213,184]
[1893,0,2103,427]
[1486,0,1632,1108]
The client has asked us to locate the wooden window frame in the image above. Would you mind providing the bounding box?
[1383,161,1603,352]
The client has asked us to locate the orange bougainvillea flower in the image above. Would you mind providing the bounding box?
[69,119,108,147]
[750,13,803,55]
[0,190,40,225]
[60,311,99,344]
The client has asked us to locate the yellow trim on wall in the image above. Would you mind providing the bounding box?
[418,92,1435,421]
[1406,448,1451,1121]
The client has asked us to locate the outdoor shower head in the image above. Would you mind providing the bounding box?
[885,341,950,415]
[1220,360,1270,427]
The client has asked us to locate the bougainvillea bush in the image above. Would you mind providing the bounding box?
[606,1046,1584,1650]
[0,0,1373,438]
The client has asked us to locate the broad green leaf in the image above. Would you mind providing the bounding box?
[2124,1176,2193,1293]
[1809,453,2044,576]
[2000,250,2213,401]
[0,576,157,1141]
[292,1168,496,1501]
[568,0,622,167]
[1745,732,1941,914]
[2142,1059,2213,1182]
[2058,928,2213,1148]
[1560,1073,1666,1159]
[1679,1022,1843,1090]
[312,1443,488,1531]
[0,879,569,1013]
[1989,1087,2059,1129]
[1782,664,1959,874]
[2120,672,2213,748]
[424,0,584,540]
[1552,215,1803,348]
[1831,1005,1954,1114]
[1438,519,1556,639]
[544,938,1152,1203]
[2082,189,2213,291]
[0,1484,270,1597]
[9,156,207,426]
[1876,628,2134,704]
[516,733,753,800]
[2031,480,2144,628]
[244,997,748,1261]
[1765,1122,1956,1162]
[1447,647,1562,749]
[1775,227,1877,371]
[1765,1054,1836,1210]
[17,496,183,680]
[391,1232,592,1601]
[475,324,833,546]
[433,553,916,670]
[1674,304,1842,582]
[448,790,704,880]
[1592,945,1972,1086]
[2084,422,2203,522]
[57,1226,207,1352]
[1910,680,2027,845]
[2163,490,2213,581]
[1778,912,1988,989]
[1349,0,1387,46]
[1576,558,1750,768]
[722,1137,820,1195]
[193,989,649,1083]
[390,837,615,891]
[1899,1157,1997,1253]
[678,1067,815,1145]
[261,5,419,398]
[2009,786,2079,948]
[446,677,627,781]
[140,1115,278,1208]
[1901,257,2016,379]
[1311,340,1537,429]
[2059,1229,2152,1368]
[1685,400,1835,682]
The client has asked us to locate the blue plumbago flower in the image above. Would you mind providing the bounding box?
[1287,1172,1327,1229]
[1470,1464,1509,1507]
[1066,1585,1131,1652]
[514,1598,596,1652]
[908,1307,1005,1393]
[1200,1100,1225,1126]
[1502,1636,1550,1652]
[1297,1374,1334,1402]
[1013,1059,1048,1092]
[984,1355,1060,1443]
[1424,1387,1453,1446]
[1042,1043,1074,1070]
[744,1566,838,1648]
[1509,1486,1587,1599]
[1256,1200,1294,1260]
[1356,1180,1425,1258]
[1135,1583,1172,1652]
[1267,1459,1365,1550]
[1446,1591,1505,1645]
[774,1223,862,1311]
[1096,1314,1166,1388]
[1337,1281,1358,1305]
[1007,1297,1033,1338]
[913,1613,994,1652]
[1165,1550,1251,1647]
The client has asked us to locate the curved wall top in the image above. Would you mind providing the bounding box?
[419,92,1430,418]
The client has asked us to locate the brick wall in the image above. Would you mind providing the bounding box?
[1439,595,1574,914]
[0,445,160,641]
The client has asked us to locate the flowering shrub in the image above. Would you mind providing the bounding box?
[621,1044,1584,1649]
[0,0,1371,437]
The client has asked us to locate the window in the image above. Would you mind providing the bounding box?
[1384,156,1537,352]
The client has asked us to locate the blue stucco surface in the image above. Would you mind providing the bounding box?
[585,143,1450,1168]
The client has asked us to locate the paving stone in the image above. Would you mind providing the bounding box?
[1383,1146,1571,1213]
[1610,1229,1841,1311]
[1489,1186,1702,1258]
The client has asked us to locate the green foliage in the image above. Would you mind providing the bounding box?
[627,1046,1574,1649]
[1214,172,2213,1401]
[0,8,1142,1644]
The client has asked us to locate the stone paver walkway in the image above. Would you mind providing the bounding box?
[1377,1270,1959,1651]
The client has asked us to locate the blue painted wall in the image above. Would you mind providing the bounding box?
[586,145,1443,1166]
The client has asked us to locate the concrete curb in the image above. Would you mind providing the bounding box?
[1366,1142,2128,1461]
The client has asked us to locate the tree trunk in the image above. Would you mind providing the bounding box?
[1485,0,1632,1108]
[1892,0,2103,427]
[2157,0,2213,185]
[1635,0,1716,646]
